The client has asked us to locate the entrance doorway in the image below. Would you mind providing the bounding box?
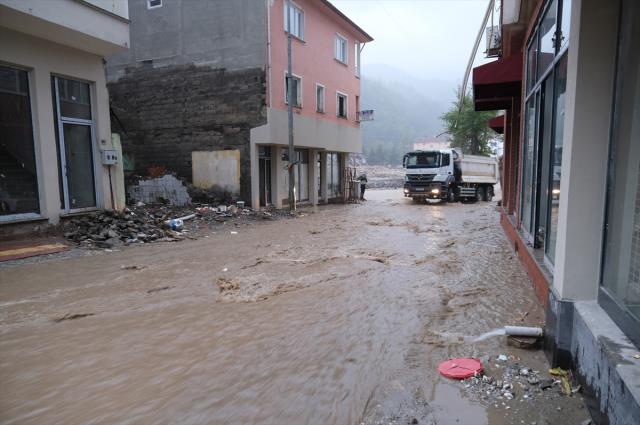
[258,146,272,207]
[53,76,97,211]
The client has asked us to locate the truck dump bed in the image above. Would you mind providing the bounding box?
[458,154,499,184]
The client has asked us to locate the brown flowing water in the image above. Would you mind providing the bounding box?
[0,190,589,425]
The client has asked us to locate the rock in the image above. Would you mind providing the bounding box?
[497,354,508,361]
[519,368,530,376]
[527,377,540,385]
[107,229,119,238]
[503,391,514,400]
[540,379,554,390]
[580,420,592,425]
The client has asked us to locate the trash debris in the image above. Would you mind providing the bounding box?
[633,353,640,359]
[438,357,483,379]
[61,202,287,250]
[53,313,95,323]
[497,354,508,361]
[507,334,540,349]
[230,231,238,235]
[549,367,572,396]
[121,265,146,270]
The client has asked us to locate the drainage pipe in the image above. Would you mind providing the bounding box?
[504,326,544,337]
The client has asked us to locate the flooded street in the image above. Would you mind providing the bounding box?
[0,190,590,425]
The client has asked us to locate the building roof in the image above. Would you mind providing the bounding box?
[320,0,374,42]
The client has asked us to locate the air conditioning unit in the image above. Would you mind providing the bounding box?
[485,26,501,56]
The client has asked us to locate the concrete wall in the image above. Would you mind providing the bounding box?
[0,27,119,224]
[106,0,267,81]
[571,302,640,425]
[108,64,266,205]
[192,150,241,196]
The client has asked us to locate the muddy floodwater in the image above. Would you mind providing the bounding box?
[0,190,590,425]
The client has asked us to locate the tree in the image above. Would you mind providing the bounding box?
[441,87,500,156]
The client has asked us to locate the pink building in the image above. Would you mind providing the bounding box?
[107,0,372,209]
[252,0,374,208]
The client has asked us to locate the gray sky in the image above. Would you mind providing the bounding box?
[332,0,493,83]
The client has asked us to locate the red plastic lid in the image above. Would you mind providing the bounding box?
[438,358,483,379]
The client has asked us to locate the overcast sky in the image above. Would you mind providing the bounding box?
[331,0,493,84]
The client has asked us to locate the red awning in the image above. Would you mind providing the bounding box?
[473,54,522,111]
[489,114,505,134]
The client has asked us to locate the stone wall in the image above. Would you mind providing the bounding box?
[108,64,266,204]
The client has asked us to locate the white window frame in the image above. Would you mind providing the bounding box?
[335,34,348,64]
[315,83,325,113]
[284,2,304,40]
[355,41,361,77]
[336,91,348,119]
[147,0,162,10]
[284,72,302,108]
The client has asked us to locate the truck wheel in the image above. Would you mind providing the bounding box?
[484,187,493,202]
[476,187,485,202]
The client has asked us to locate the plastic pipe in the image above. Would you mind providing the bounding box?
[504,326,543,337]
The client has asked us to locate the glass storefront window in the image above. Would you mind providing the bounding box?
[526,35,538,93]
[601,0,640,326]
[545,54,568,263]
[559,0,571,48]
[538,0,558,79]
[0,65,40,216]
[521,97,537,235]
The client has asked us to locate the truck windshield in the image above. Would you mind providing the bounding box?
[406,152,440,168]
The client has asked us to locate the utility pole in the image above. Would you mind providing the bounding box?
[286,0,296,211]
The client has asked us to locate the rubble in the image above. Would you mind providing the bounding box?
[61,202,287,249]
[460,354,582,406]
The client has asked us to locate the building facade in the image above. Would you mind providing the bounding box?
[0,0,130,227]
[106,0,372,209]
[472,0,640,422]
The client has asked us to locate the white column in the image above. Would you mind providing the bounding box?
[552,0,619,300]
[250,142,260,209]
[273,146,284,209]
[309,149,318,205]
[320,151,328,203]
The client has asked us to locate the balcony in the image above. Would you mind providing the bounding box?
[0,0,130,56]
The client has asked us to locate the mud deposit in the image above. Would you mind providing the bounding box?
[0,190,590,424]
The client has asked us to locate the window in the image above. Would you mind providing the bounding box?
[52,76,97,211]
[147,0,162,9]
[545,54,568,262]
[355,42,361,77]
[285,74,301,107]
[442,153,451,167]
[335,35,347,64]
[600,0,640,346]
[316,84,325,113]
[537,0,558,78]
[520,0,571,259]
[284,3,304,40]
[0,65,40,217]
[336,92,347,118]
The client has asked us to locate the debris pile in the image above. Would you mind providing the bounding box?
[61,202,284,249]
[460,354,582,407]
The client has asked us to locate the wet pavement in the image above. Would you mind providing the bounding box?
[0,190,591,425]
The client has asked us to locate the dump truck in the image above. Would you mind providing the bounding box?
[402,149,499,202]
